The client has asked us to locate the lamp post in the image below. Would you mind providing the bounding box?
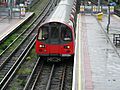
[107,0,110,34]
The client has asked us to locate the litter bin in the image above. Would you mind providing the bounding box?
[97,12,103,20]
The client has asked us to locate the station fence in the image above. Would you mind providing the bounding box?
[0,6,26,18]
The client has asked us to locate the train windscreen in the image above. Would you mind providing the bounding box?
[38,27,49,40]
[51,27,59,39]
[37,23,73,44]
[49,24,60,44]
[61,26,72,41]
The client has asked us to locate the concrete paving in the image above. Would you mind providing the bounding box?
[72,14,82,90]
[0,12,34,41]
[80,14,120,90]
[100,15,120,54]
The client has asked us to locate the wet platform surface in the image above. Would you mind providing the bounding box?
[0,12,34,41]
[80,14,120,90]
[100,15,120,53]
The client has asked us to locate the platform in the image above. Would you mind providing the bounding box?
[100,14,120,53]
[0,12,34,42]
[73,14,120,90]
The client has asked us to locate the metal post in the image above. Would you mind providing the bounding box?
[8,0,12,18]
[107,0,110,34]
[98,0,100,12]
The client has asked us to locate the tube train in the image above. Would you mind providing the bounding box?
[36,0,77,61]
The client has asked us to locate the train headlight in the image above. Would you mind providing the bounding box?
[64,45,70,49]
[39,44,45,48]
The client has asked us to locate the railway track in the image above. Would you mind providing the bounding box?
[0,0,48,53]
[0,0,48,55]
[0,0,59,89]
[24,60,73,90]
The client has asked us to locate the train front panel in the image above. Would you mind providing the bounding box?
[36,22,74,57]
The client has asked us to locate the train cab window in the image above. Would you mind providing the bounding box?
[51,27,59,39]
[38,27,49,40]
[61,27,72,41]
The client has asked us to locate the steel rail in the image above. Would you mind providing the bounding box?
[0,0,47,44]
[0,0,57,89]
[45,63,68,90]
[26,62,54,90]
[46,64,55,90]
[24,0,58,89]
[0,35,36,89]
[60,64,66,90]
[0,24,36,69]
[0,0,50,58]
[23,57,41,90]
[0,0,52,87]
[26,63,66,90]
[23,57,41,89]
[1,39,36,90]
[29,61,44,90]
[0,0,51,74]
[27,62,72,90]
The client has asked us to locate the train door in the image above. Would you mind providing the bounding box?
[49,23,61,55]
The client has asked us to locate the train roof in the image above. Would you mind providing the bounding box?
[40,0,74,27]
[59,0,74,5]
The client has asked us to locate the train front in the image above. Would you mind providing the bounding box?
[36,22,75,61]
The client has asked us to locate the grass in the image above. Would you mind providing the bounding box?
[17,47,37,75]
[8,47,37,89]
[9,48,37,89]
[18,68,32,74]
[2,0,47,89]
